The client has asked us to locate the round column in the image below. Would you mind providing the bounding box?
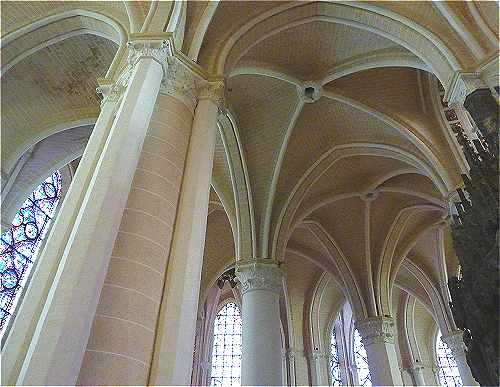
[408,363,426,386]
[355,317,403,386]
[236,259,283,386]
[442,331,479,386]
[77,93,194,385]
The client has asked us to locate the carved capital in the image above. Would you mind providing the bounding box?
[355,316,396,345]
[159,60,198,111]
[283,348,296,360]
[197,80,226,110]
[127,38,172,71]
[442,331,467,357]
[236,259,283,295]
[309,349,327,361]
[96,76,129,106]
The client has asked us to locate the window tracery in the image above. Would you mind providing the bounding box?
[210,301,242,386]
[329,326,342,386]
[0,171,61,335]
[353,328,372,387]
[436,331,463,387]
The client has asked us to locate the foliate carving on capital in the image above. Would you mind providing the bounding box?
[96,75,130,106]
[355,317,395,346]
[197,80,226,110]
[441,331,467,356]
[127,39,172,70]
[159,60,198,110]
[235,259,283,295]
[309,349,327,361]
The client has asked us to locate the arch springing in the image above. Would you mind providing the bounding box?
[210,301,242,386]
[436,331,463,387]
[0,171,61,335]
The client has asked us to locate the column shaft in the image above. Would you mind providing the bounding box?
[236,260,283,386]
[148,95,219,385]
[355,317,403,386]
[8,52,165,386]
[2,86,118,386]
[77,94,194,385]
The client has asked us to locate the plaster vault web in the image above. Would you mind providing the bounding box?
[0,171,61,336]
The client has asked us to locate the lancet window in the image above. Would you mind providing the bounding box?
[353,328,372,387]
[0,171,62,335]
[436,331,462,387]
[210,301,242,386]
[329,326,342,386]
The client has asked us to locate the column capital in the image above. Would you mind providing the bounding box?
[282,348,296,360]
[441,330,467,356]
[96,77,124,106]
[235,259,283,295]
[197,80,226,110]
[127,36,173,72]
[307,348,327,361]
[355,316,396,345]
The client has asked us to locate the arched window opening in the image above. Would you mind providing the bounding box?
[329,326,342,386]
[353,329,372,387]
[0,171,61,336]
[210,301,242,386]
[436,331,462,387]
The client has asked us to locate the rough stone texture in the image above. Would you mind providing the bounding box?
[449,89,499,386]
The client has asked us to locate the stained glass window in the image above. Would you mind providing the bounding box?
[436,331,463,387]
[0,171,62,336]
[329,326,342,386]
[354,329,372,387]
[210,301,242,386]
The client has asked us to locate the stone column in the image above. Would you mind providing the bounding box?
[284,348,296,386]
[442,331,479,386]
[406,363,426,386]
[147,82,223,386]
[236,259,283,386]
[308,349,329,386]
[355,317,403,386]
[3,38,171,386]
[77,88,195,386]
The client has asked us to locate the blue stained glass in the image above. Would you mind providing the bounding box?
[436,331,463,387]
[354,329,372,387]
[0,171,61,336]
[330,326,343,386]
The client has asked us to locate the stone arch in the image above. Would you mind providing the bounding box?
[218,111,256,258]
[272,144,449,264]
[400,259,455,335]
[1,125,92,229]
[1,10,126,78]
[304,221,368,321]
[215,2,461,88]
[378,205,446,316]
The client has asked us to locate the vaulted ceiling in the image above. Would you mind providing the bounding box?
[2,0,497,326]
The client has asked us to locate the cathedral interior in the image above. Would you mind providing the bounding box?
[1,1,498,386]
